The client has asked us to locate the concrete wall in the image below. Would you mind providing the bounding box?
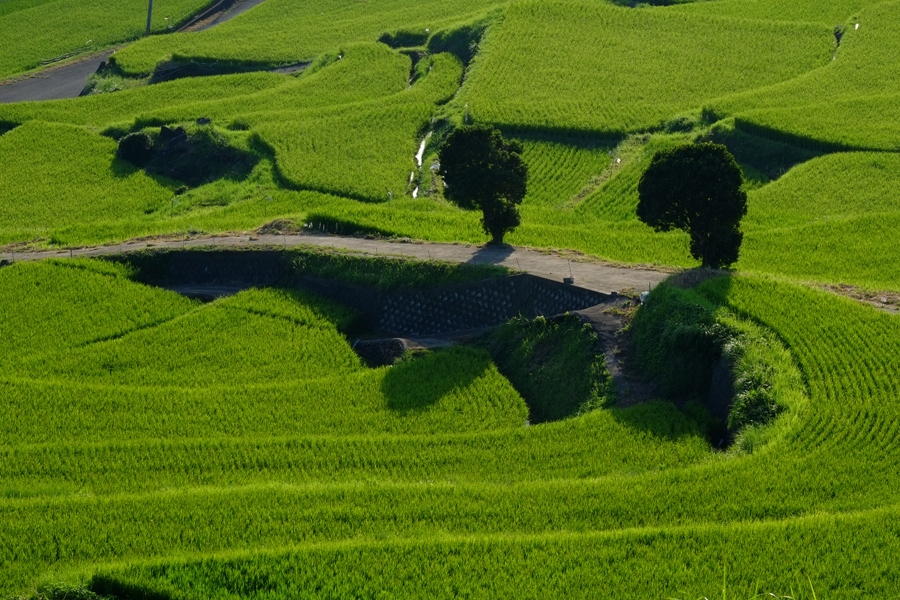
[120,249,611,336]
[379,274,609,336]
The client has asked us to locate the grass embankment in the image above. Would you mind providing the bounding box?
[114,245,509,290]
[631,279,808,449]
[0,258,717,595]
[482,314,615,423]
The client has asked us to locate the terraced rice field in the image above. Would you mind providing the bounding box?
[1,0,900,594]
[2,257,899,597]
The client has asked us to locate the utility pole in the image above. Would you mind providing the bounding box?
[146,0,153,36]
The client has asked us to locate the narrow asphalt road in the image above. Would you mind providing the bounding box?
[0,52,112,103]
[186,0,268,32]
[0,233,671,294]
[0,0,270,104]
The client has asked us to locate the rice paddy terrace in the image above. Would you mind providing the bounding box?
[1,0,899,597]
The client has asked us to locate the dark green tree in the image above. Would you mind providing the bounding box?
[438,124,528,244]
[637,142,748,269]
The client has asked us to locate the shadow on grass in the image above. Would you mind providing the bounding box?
[109,126,260,190]
[382,347,489,413]
[621,271,737,446]
[303,213,400,238]
[700,124,823,184]
[608,400,719,444]
[0,121,18,137]
[91,575,173,600]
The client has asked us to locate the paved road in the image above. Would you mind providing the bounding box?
[188,0,268,32]
[0,52,112,104]
[0,0,269,104]
[0,233,671,294]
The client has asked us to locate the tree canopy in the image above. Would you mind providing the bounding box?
[438,124,528,244]
[637,143,747,269]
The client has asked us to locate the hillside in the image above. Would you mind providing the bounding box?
[1,0,899,596]
[0,0,896,289]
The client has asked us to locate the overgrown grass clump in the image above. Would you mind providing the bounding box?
[482,314,615,423]
[285,248,508,290]
[630,277,808,445]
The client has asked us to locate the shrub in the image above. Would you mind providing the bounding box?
[115,131,153,166]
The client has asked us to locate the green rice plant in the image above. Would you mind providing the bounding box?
[252,53,462,201]
[0,348,528,445]
[461,0,832,135]
[0,72,292,128]
[88,509,893,599]
[706,1,900,149]
[2,273,900,596]
[672,0,885,27]
[6,288,364,387]
[0,400,707,497]
[130,43,413,129]
[515,136,615,208]
[734,94,900,152]
[0,259,194,360]
[109,0,505,76]
[0,0,214,79]
[744,151,900,229]
[0,122,175,244]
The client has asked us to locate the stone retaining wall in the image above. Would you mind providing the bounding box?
[379,274,609,336]
[119,249,611,336]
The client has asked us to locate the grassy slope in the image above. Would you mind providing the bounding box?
[2,266,899,598]
[110,0,506,76]
[705,0,900,151]
[461,0,833,134]
[0,0,213,80]
[93,512,900,599]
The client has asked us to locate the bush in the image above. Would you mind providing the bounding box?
[115,131,153,166]
[8,582,109,600]
[630,283,733,400]
[482,314,614,423]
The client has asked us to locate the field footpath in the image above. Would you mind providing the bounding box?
[0,233,671,295]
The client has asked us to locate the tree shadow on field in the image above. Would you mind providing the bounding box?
[382,347,489,413]
[608,400,722,444]
[700,125,823,184]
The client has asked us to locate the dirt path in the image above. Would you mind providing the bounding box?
[0,233,671,295]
